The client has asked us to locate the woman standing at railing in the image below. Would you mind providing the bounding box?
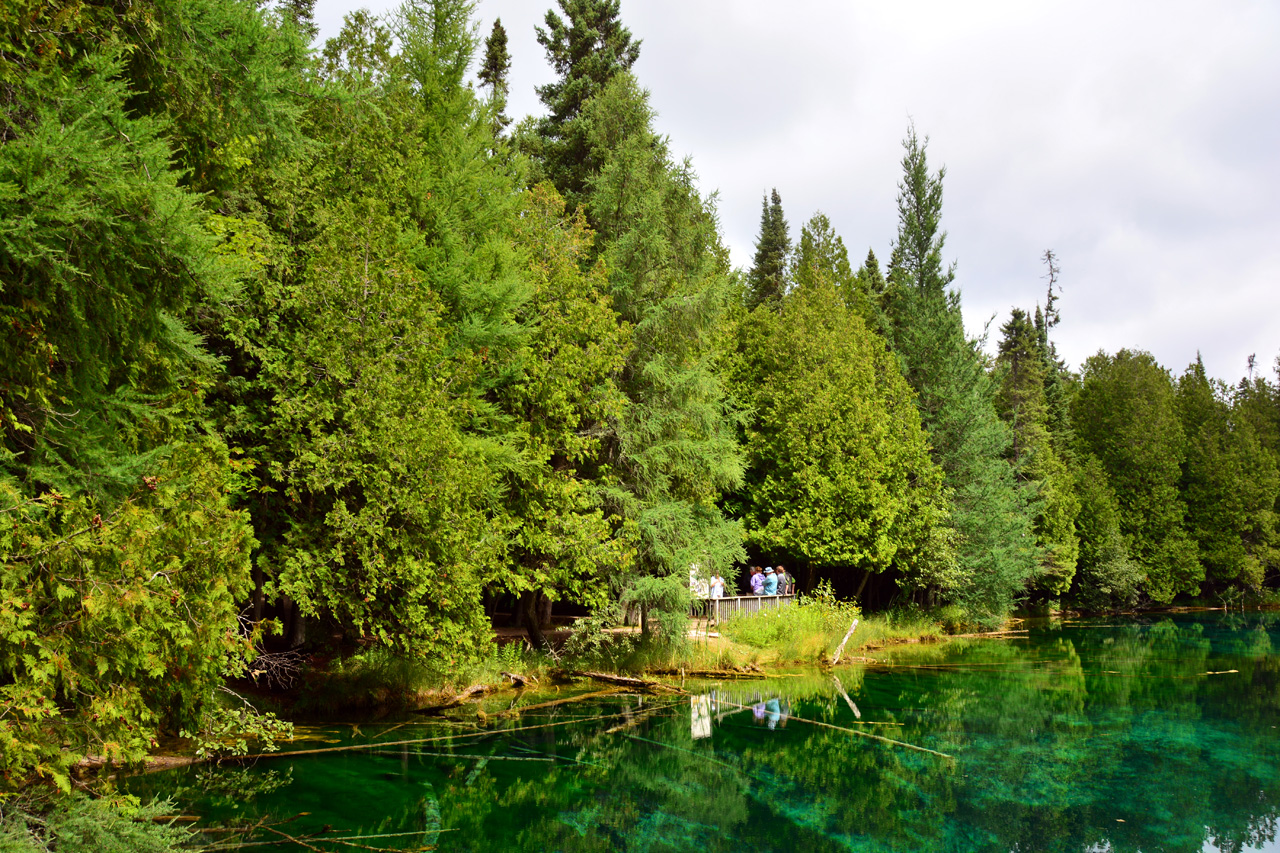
[776,565,792,595]
[749,566,765,596]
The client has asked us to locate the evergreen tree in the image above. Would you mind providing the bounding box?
[1071,455,1142,609]
[746,189,792,309]
[499,185,631,646]
[732,260,949,590]
[995,308,1079,595]
[881,127,1039,621]
[0,0,304,787]
[579,74,745,632]
[1073,349,1201,602]
[478,18,512,134]
[1177,357,1280,593]
[209,1,531,660]
[530,0,641,210]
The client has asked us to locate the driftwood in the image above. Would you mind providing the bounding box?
[502,671,538,688]
[648,667,766,680]
[502,687,625,716]
[831,617,860,665]
[414,682,492,715]
[573,671,682,692]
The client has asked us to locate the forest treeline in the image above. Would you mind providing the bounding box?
[2,0,1279,790]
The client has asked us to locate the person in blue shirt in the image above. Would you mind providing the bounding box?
[763,566,779,595]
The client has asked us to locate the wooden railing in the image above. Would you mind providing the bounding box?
[691,594,796,621]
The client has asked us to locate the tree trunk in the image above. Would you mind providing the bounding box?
[251,563,265,623]
[854,569,871,601]
[640,603,650,638]
[520,590,549,649]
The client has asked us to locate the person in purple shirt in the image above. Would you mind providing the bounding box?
[749,566,765,595]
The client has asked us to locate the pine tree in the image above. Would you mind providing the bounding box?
[478,18,512,134]
[995,308,1079,595]
[531,0,641,210]
[578,74,745,633]
[746,189,792,308]
[881,127,1039,621]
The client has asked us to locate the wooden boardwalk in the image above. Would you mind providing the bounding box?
[693,594,796,621]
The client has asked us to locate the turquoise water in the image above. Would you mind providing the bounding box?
[142,612,1280,851]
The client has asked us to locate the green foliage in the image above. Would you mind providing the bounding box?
[731,269,948,585]
[622,575,694,641]
[479,18,512,133]
[1177,358,1280,593]
[179,689,292,760]
[882,127,1039,620]
[995,307,1080,595]
[0,793,188,853]
[0,46,226,492]
[1071,455,1143,609]
[746,189,792,309]
[499,185,630,641]
[0,441,254,788]
[531,0,641,209]
[1073,349,1201,602]
[579,73,746,592]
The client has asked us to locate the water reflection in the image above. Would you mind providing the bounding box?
[143,613,1280,852]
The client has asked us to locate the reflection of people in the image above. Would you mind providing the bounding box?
[709,573,725,599]
[766,698,781,729]
[749,566,765,596]
[691,694,712,739]
[752,701,767,722]
[763,566,779,596]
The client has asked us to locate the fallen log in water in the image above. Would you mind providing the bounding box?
[570,670,683,692]
[414,682,492,715]
[648,667,767,680]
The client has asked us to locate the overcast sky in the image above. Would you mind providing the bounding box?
[311,1,1280,383]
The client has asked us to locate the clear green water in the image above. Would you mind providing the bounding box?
[138,612,1280,852]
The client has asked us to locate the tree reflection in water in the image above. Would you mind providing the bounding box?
[148,613,1280,852]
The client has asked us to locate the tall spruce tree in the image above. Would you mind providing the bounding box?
[995,307,1079,595]
[746,189,791,309]
[882,127,1039,621]
[478,18,512,134]
[531,0,640,210]
[578,74,745,633]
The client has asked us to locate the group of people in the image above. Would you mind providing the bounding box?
[693,565,794,599]
[747,565,793,597]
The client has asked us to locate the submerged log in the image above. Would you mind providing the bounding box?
[571,671,682,692]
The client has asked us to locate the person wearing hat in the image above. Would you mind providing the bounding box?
[763,566,779,596]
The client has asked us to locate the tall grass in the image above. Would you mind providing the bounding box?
[719,581,862,663]
[718,583,944,663]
